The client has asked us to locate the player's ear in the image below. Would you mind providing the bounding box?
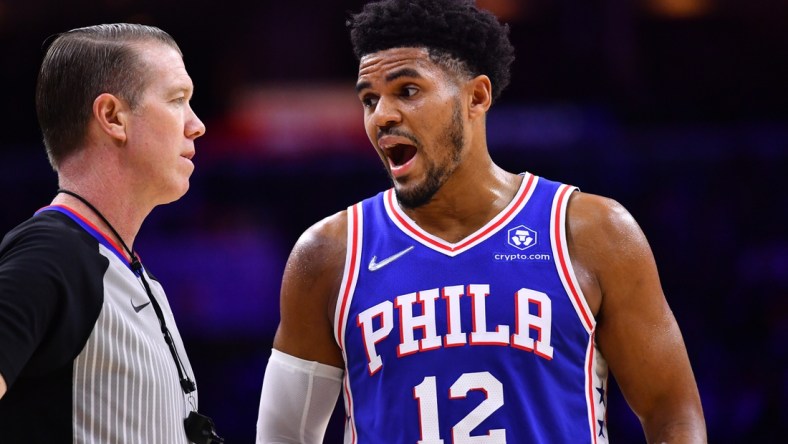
[467,74,492,118]
[92,93,130,144]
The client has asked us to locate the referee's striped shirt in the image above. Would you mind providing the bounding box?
[0,207,197,443]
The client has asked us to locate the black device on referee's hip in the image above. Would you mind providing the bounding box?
[185,411,224,444]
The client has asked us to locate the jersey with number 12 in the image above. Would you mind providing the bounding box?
[335,173,609,443]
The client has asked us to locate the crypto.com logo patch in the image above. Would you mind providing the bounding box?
[507,225,537,250]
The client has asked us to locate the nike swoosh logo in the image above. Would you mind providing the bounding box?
[131,299,151,313]
[368,246,414,271]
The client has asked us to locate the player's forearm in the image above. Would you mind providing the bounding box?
[644,413,707,444]
[256,349,343,444]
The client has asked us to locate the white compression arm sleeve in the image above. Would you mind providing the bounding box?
[256,348,344,444]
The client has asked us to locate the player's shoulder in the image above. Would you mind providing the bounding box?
[287,209,349,272]
[298,209,348,250]
[566,190,649,255]
[567,191,634,225]
[281,209,350,316]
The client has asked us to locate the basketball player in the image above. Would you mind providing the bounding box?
[256,0,706,442]
[0,24,222,443]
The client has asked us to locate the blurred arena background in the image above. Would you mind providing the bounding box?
[1,0,787,442]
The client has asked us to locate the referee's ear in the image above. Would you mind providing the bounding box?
[92,93,130,146]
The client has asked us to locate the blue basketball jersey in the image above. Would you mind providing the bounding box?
[334,173,609,443]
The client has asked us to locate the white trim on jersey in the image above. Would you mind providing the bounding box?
[550,184,608,443]
[550,184,595,333]
[334,203,363,350]
[383,172,539,257]
[584,334,610,444]
[334,203,363,444]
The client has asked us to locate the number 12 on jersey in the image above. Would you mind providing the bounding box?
[413,372,506,444]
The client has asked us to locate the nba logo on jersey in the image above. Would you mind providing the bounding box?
[508,224,536,250]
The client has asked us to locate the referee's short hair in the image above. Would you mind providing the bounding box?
[36,23,181,170]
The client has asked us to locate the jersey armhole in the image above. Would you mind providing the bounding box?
[550,185,596,333]
[333,203,363,350]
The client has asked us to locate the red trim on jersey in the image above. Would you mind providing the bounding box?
[343,376,357,444]
[337,204,360,350]
[387,173,537,253]
[48,204,131,261]
[587,336,598,444]
[338,205,361,441]
[552,187,594,331]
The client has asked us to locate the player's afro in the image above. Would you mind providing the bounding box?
[348,0,515,102]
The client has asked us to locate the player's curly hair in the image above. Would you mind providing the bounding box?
[347,0,515,102]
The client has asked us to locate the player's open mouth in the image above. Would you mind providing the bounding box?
[386,144,417,167]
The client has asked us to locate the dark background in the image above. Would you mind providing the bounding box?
[1,0,787,442]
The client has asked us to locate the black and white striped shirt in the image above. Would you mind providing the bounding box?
[0,206,196,443]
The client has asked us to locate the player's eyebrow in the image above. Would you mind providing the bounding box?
[384,67,422,83]
[356,67,424,93]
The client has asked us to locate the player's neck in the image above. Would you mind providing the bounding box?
[404,165,521,243]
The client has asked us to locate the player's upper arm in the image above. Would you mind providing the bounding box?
[0,373,6,399]
[567,192,706,442]
[272,210,348,369]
